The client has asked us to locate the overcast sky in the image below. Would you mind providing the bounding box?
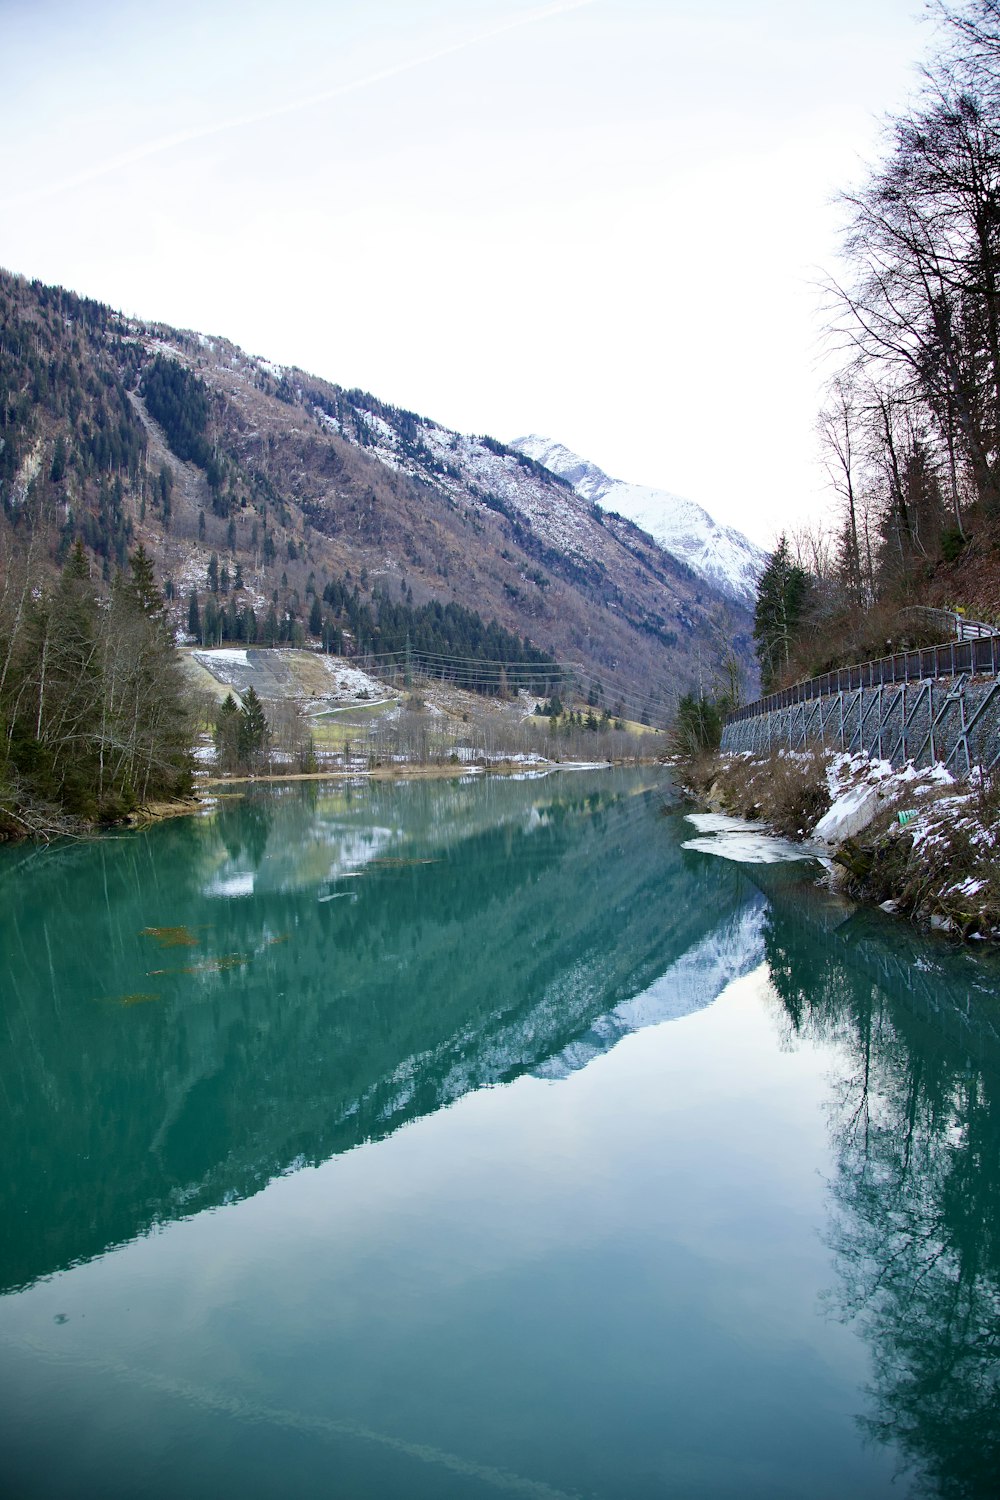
[1,0,936,545]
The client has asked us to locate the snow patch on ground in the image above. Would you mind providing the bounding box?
[811,751,960,846]
[717,744,1000,937]
[814,784,883,842]
[200,648,249,665]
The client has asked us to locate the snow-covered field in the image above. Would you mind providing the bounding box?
[190,648,387,705]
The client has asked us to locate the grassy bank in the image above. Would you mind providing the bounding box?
[679,746,1000,942]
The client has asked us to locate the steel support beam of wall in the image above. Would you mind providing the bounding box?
[721,675,1000,772]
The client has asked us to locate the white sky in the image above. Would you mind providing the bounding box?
[1,0,935,546]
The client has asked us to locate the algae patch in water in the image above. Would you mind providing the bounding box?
[94,991,162,1007]
[369,857,439,867]
[141,926,201,949]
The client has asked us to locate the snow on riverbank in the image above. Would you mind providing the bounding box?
[816,751,955,843]
[683,745,1000,941]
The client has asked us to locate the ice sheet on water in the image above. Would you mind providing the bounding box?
[685,812,764,835]
[682,832,819,864]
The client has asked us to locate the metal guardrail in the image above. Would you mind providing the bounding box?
[896,605,996,642]
[726,633,1000,725]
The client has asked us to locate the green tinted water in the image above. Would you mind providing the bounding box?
[1,771,998,1499]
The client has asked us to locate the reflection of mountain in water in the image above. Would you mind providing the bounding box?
[534,896,766,1080]
[759,876,1000,1500]
[0,773,757,1295]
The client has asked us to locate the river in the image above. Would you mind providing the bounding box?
[1,769,998,1499]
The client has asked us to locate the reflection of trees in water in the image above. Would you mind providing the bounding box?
[764,905,1000,1499]
[215,790,273,867]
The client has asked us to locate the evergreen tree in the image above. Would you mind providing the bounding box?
[126,543,161,616]
[214,693,241,772]
[187,590,200,638]
[671,691,724,755]
[64,539,89,581]
[753,534,811,691]
[50,436,67,483]
[0,532,192,822]
[237,686,269,771]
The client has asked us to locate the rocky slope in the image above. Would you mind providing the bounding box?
[511,434,766,608]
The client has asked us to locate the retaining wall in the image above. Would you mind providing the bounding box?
[721,675,1000,773]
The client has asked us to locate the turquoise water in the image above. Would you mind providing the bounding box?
[1,771,998,1498]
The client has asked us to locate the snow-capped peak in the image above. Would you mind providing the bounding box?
[511,435,765,607]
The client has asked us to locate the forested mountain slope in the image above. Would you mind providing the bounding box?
[0,269,752,715]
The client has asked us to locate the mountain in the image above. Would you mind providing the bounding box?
[0,269,754,717]
[510,435,766,608]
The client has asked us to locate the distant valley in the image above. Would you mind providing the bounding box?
[0,269,757,720]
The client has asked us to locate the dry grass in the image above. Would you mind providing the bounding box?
[683,742,1000,941]
[683,747,833,838]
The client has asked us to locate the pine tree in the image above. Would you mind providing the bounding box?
[753,534,811,691]
[64,539,89,581]
[237,686,269,771]
[214,692,241,772]
[50,436,67,484]
[188,590,200,638]
[126,543,161,616]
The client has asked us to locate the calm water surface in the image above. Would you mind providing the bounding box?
[1,770,999,1499]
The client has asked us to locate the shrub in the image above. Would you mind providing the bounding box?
[671,692,724,757]
[940,527,966,563]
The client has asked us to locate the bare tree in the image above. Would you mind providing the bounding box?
[818,376,867,603]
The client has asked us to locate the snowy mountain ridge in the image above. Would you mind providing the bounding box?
[510,435,766,608]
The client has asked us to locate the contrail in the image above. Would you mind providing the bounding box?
[1,0,600,209]
[0,1331,579,1500]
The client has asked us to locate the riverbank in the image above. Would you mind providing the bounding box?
[679,746,1000,941]
[200,755,651,788]
[1,757,651,842]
